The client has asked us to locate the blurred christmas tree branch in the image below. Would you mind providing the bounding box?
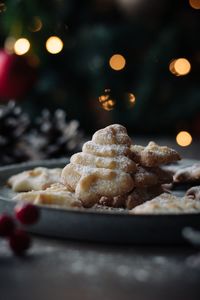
[0,0,199,135]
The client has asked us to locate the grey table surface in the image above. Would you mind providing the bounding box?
[0,138,200,300]
[0,237,200,300]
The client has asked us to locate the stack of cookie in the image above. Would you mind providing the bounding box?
[129,163,200,214]
[126,141,180,209]
[100,141,180,209]
[61,124,180,208]
[9,124,181,210]
[9,168,82,208]
[61,124,136,207]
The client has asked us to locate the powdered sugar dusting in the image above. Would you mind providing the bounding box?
[131,193,200,214]
[61,124,135,206]
[83,141,130,156]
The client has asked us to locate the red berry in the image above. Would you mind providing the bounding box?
[0,214,15,237]
[15,203,40,225]
[9,229,31,255]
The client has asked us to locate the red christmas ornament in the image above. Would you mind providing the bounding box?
[0,49,37,100]
[0,214,15,237]
[9,229,31,255]
[15,203,40,225]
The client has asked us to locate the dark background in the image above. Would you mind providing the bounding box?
[0,0,200,136]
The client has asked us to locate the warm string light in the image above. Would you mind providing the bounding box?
[99,94,109,103]
[109,54,126,71]
[46,36,63,54]
[102,99,116,111]
[128,93,136,106]
[176,131,192,147]
[98,89,115,111]
[99,90,136,110]
[169,58,191,76]
[189,0,200,9]
[14,38,30,55]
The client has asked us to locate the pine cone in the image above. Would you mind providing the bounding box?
[31,109,83,159]
[0,101,30,165]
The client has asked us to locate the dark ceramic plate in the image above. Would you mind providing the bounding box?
[0,159,199,245]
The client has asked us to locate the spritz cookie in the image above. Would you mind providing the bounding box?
[61,124,135,207]
[13,183,82,208]
[131,193,200,214]
[131,141,180,167]
[8,167,62,192]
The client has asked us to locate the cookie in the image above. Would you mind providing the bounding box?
[99,185,164,209]
[186,186,200,201]
[132,165,172,188]
[13,183,82,208]
[130,141,180,167]
[126,185,164,209]
[8,167,62,192]
[62,164,134,208]
[92,124,132,145]
[61,124,135,207]
[71,152,136,173]
[130,193,200,214]
[99,194,127,208]
[173,163,200,183]
[82,142,131,158]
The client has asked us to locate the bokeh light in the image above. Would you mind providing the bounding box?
[99,94,109,103]
[46,36,63,54]
[176,131,192,147]
[101,99,116,111]
[128,93,136,106]
[29,17,43,32]
[109,54,126,71]
[98,89,115,111]
[189,0,200,9]
[14,38,30,55]
[4,37,16,53]
[169,58,191,76]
